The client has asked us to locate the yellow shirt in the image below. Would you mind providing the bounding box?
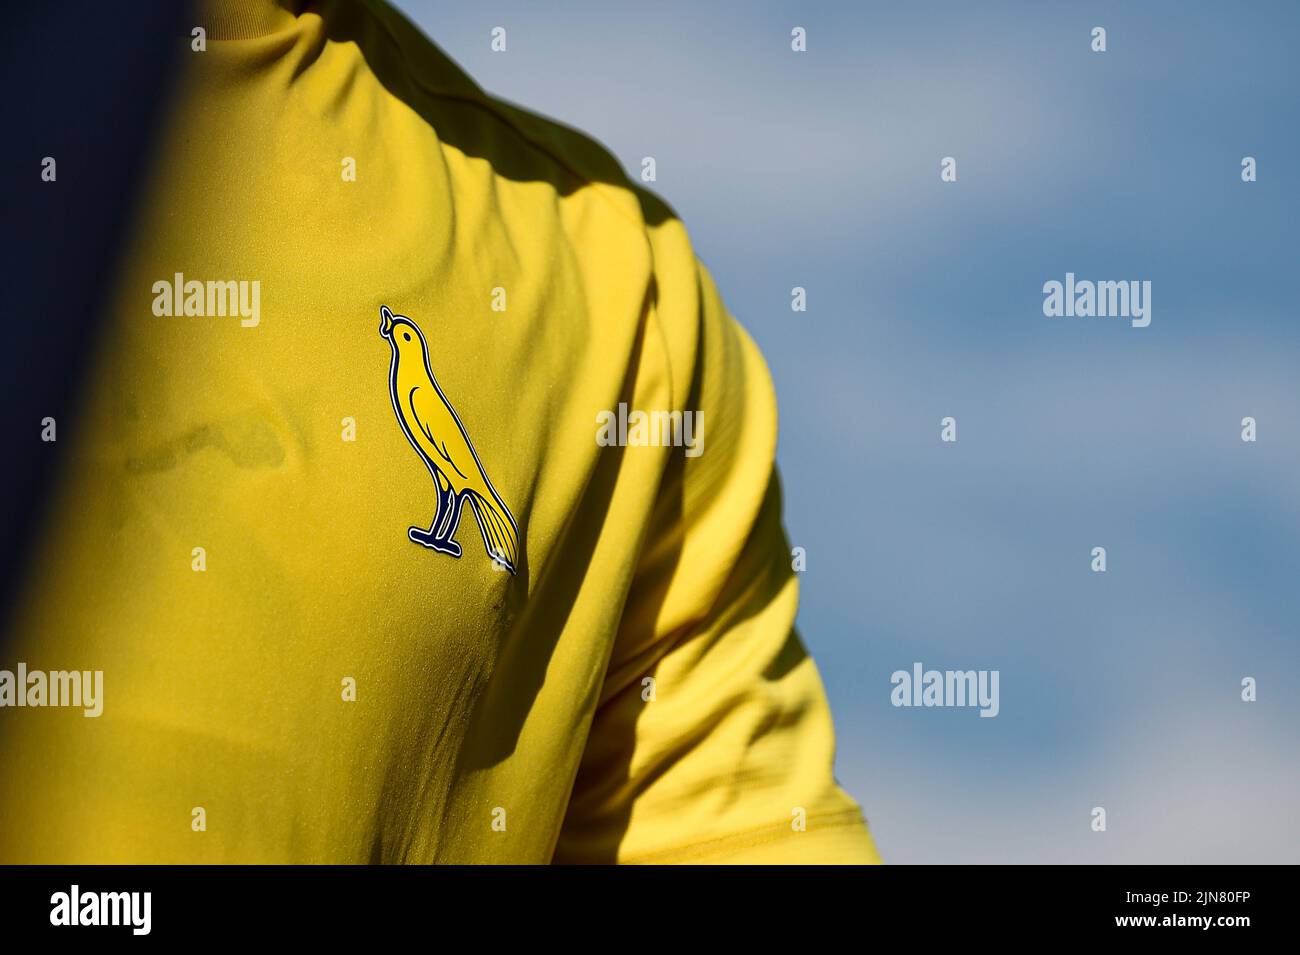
[0,0,880,864]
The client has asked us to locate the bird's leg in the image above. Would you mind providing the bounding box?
[430,477,455,540]
[434,491,466,554]
[408,474,461,558]
[430,499,463,556]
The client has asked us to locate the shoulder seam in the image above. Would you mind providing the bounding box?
[355,0,649,233]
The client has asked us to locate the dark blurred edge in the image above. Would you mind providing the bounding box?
[0,1,194,635]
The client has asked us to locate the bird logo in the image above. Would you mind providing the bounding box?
[379,305,520,574]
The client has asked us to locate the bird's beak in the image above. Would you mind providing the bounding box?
[379,305,394,338]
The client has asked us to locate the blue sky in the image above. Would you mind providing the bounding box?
[395,0,1300,862]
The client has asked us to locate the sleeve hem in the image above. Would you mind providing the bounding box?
[615,808,882,865]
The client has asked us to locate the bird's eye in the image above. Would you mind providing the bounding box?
[403,332,411,341]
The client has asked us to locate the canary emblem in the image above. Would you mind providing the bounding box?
[379,305,520,574]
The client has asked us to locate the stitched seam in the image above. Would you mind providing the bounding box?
[616,807,867,865]
[354,0,650,233]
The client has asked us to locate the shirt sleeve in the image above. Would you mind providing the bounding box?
[553,192,882,864]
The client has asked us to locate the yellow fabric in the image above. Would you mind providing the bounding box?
[0,0,879,864]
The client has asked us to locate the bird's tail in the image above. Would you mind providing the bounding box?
[467,490,519,574]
